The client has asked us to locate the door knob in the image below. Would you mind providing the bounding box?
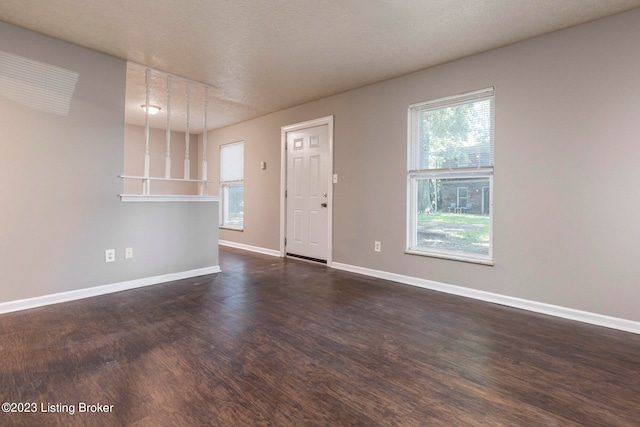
[321,203,327,208]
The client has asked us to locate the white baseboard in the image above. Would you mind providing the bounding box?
[219,240,281,257]
[331,262,640,335]
[0,265,221,315]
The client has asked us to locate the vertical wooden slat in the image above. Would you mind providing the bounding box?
[144,68,151,195]
[165,75,172,179]
[200,86,209,195]
[184,82,191,180]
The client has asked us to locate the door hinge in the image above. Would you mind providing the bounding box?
[284,238,287,246]
[285,190,287,198]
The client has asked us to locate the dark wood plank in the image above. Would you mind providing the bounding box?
[1,246,639,426]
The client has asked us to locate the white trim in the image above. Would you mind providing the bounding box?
[0,266,221,315]
[408,86,495,111]
[219,240,281,257]
[331,262,640,335]
[280,130,286,257]
[219,225,243,231]
[404,249,495,266]
[119,195,220,202]
[280,116,334,266]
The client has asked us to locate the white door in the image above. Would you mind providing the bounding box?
[286,124,329,261]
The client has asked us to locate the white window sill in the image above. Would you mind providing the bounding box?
[119,195,220,203]
[405,249,494,266]
[219,225,244,231]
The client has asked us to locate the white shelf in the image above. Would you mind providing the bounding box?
[119,195,220,203]
[119,175,216,183]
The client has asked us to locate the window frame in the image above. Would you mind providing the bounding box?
[406,88,495,265]
[219,141,244,230]
[457,187,468,210]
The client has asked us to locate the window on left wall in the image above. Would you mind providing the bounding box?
[220,141,244,229]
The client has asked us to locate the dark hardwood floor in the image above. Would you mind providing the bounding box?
[1,246,639,426]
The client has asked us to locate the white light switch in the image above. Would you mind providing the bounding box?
[333,174,338,184]
[125,247,133,259]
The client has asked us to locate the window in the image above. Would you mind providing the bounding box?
[457,187,468,210]
[407,88,494,264]
[220,141,244,229]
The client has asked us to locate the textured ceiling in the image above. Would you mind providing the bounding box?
[1,0,640,131]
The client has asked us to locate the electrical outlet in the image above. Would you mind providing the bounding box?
[125,247,133,259]
[105,249,115,263]
[374,241,381,252]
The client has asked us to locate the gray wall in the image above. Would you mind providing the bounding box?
[206,10,640,322]
[0,22,218,304]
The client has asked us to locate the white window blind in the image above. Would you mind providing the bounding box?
[409,87,494,172]
[220,142,244,182]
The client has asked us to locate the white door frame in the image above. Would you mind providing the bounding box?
[280,115,334,265]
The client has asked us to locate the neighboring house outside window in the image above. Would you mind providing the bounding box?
[220,141,244,229]
[407,88,494,264]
